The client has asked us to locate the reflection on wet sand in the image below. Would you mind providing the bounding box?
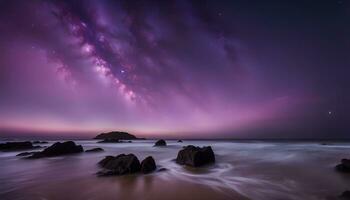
[6,174,248,200]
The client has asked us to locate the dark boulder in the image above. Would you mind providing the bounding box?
[141,156,156,174]
[336,159,350,173]
[85,147,104,152]
[97,154,141,176]
[0,141,38,151]
[97,138,121,143]
[176,145,215,167]
[154,139,166,146]
[178,140,183,143]
[339,191,350,199]
[28,141,83,158]
[94,131,137,140]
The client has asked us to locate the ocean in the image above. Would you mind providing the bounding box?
[0,139,349,200]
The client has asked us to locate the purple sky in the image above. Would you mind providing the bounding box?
[0,0,349,139]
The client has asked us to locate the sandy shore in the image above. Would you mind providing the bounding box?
[2,175,249,200]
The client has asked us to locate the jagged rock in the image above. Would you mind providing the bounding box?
[154,139,166,146]
[0,141,39,151]
[85,148,104,152]
[97,154,141,176]
[141,156,156,174]
[176,145,215,167]
[336,159,350,173]
[28,141,83,158]
[94,131,137,140]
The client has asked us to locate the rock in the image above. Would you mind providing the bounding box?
[141,156,156,174]
[339,191,350,199]
[176,145,215,167]
[28,141,83,158]
[157,168,167,172]
[154,139,166,146]
[32,141,48,144]
[85,147,104,152]
[0,141,39,151]
[97,138,121,143]
[336,159,350,173]
[98,156,114,166]
[16,151,37,156]
[97,154,141,176]
[178,140,183,143]
[94,131,138,140]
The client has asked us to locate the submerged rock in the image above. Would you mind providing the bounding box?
[16,151,37,156]
[0,141,39,151]
[176,145,215,167]
[141,156,156,174]
[336,159,350,173]
[154,139,166,146]
[28,141,83,158]
[157,168,167,172]
[85,147,104,152]
[97,154,141,176]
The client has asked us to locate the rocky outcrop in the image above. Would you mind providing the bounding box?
[178,140,183,143]
[85,147,104,152]
[0,141,39,151]
[97,154,141,176]
[28,141,83,158]
[94,131,138,140]
[176,145,215,167]
[154,139,166,146]
[336,159,350,173]
[141,156,156,174]
[97,154,157,176]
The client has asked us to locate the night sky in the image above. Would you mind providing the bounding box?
[0,0,349,139]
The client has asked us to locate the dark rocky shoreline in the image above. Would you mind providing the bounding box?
[1,138,349,199]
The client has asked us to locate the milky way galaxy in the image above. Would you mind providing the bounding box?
[0,0,348,138]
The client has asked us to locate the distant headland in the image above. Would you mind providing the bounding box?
[93,131,144,140]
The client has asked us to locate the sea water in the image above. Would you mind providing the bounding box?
[0,140,349,200]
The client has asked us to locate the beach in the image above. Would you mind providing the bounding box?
[0,140,349,200]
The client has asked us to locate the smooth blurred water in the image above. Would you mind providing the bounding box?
[0,140,349,200]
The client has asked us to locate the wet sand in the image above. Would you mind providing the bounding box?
[3,175,248,200]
